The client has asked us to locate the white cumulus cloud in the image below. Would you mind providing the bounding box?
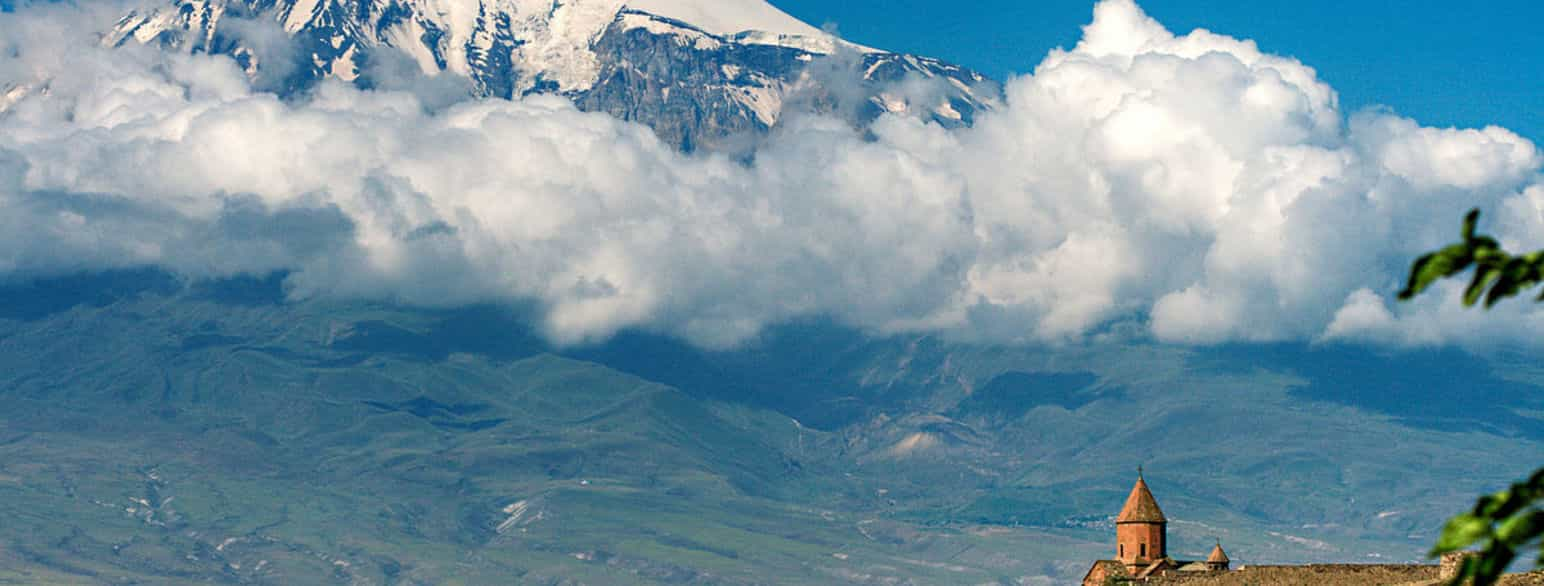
[0,0,1540,349]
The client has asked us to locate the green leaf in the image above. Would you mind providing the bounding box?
[1529,468,1544,492]
[1465,266,1503,307]
[1496,510,1544,547]
[1478,491,1518,519]
[1435,469,1544,586]
[1434,514,1492,554]
[1473,546,1516,586]
[1399,244,1474,300]
[1483,484,1539,521]
[1476,241,1506,265]
[1399,208,1544,308]
[1485,258,1531,308]
[1486,275,1518,308]
[1449,556,1481,586]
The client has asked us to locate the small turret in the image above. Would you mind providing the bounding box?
[1206,541,1230,571]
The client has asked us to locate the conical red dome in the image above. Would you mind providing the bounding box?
[1116,476,1167,523]
[1207,543,1230,563]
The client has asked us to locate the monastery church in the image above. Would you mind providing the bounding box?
[1082,472,1230,585]
[1080,473,1506,585]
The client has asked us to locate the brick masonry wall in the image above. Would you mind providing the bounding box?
[1116,522,1165,565]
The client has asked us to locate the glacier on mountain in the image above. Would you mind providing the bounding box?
[106,0,994,149]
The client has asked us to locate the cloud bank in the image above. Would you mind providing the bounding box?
[0,0,1540,348]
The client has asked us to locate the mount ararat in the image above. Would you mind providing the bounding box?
[107,0,995,149]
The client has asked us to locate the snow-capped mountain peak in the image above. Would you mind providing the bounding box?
[106,0,993,149]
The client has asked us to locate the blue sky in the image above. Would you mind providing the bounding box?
[772,0,1543,143]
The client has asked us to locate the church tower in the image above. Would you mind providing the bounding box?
[1115,470,1167,571]
[1207,541,1231,571]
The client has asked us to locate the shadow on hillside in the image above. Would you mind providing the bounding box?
[0,269,178,320]
[330,309,547,362]
[189,272,290,306]
[0,270,289,320]
[327,314,888,430]
[1197,344,1544,439]
[3,270,1108,433]
[950,372,1117,421]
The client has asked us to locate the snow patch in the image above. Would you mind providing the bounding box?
[623,0,877,53]
[1,83,35,113]
[732,29,872,54]
[863,58,886,79]
[935,101,962,121]
[382,19,443,75]
[332,44,360,81]
[732,81,783,126]
[885,432,941,457]
[282,0,320,33]
[511,0,626,92]
[618,12,722,50]
[623,0,823,38]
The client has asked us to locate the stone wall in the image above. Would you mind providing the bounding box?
[1138,564,1439,585]
[1442,552,1478,581]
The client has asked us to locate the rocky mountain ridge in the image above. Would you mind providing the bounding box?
[107,0,996,149]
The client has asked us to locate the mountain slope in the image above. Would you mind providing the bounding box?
[0,276,1089,584]
[106,0,995,149]
[1,272,1541,583]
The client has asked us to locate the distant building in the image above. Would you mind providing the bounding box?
[1083,471,1229,585]
[1077,473,1521,586]
[1206,542,1231,572]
